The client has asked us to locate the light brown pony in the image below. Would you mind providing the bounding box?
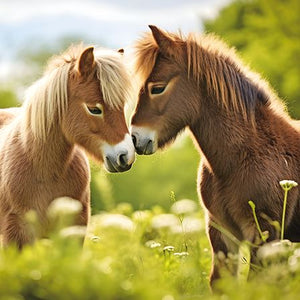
[0,45,135,248]
[131,26,300,283]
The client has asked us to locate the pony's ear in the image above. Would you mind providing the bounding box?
[118,48,124,54]
[149,25,175,56]
[77,47,95,77]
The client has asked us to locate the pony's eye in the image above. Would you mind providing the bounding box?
[151,86,166,95]
[87,106,102,115]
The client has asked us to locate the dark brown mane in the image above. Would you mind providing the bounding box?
[134,31,288,121]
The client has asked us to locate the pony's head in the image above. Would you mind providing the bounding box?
[25,45,135,172]
[131,26,197,155]
[131,25,274,155]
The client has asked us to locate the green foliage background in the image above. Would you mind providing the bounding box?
[204,0,300,117]
[0,89,19,108]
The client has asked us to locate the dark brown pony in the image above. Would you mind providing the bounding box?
[130,25,300,283]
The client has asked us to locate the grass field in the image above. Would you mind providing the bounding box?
[1,196,300,300]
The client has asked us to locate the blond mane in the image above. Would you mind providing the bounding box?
[23,45,132,142]
[134,31,286,120]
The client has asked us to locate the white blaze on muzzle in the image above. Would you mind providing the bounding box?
[101,133,135,172]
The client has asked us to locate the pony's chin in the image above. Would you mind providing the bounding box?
[104,160,132,173]
[136,141,157,155]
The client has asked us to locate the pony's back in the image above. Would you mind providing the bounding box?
[0,108,20,129]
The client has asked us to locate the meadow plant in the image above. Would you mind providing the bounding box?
[279,180,298,240]
[1,186,300,299]
[248,200,268,243]
[47,197,83,232]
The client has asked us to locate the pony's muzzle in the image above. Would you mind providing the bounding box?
[131,126,157,155]
[102,134,135,173]
[131,133,155,155]
[105,151,132,173]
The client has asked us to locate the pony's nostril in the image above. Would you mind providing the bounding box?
[131,134,137,147]
[118,153,128,167]
[145,140,153,155]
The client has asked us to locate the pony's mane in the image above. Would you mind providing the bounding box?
[134,31,286,120]
[24,45,132,141]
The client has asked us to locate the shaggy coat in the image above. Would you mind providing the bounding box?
[131,25,300,283]
[0,45,134,248]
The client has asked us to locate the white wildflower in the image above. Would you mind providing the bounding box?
[93,213,134,232]
[257,239,292,261]
[280,180,298,191]
[171,199,198,215]
[59,225,86,238]
[171,216,204,234]
[48,197,82,218]
[163,245,175,252]
[174,252,189,257]
[145,240,161,249]
[151,214,180,230]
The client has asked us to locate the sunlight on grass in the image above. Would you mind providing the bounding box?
[1,190,300,299]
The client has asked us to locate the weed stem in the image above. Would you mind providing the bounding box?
[248,201,267,243]
[280,189,288,240]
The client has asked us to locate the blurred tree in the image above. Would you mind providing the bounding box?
[204,0,300,118]
[18,35,98,84]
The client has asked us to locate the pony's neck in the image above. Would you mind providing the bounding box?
[20,115,73,181]
[186,46,274,177]
[189,89,259,177]
[19,63,72,180]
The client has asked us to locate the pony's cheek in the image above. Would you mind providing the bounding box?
[152,97,168,115]
[88,120,103,134]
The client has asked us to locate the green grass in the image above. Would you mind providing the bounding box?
[1,198,300,300]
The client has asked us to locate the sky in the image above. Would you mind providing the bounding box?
[0,0,230,82]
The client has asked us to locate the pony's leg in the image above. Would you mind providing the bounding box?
[286,213,300,242]
[77,189,90,227]
[200,164,235,285]
[241,217,278,264]
[199,164,228,284]
[207,220,229,285]
[241,213,279,245]
[71,189,90,246]
[2,213,34,249]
